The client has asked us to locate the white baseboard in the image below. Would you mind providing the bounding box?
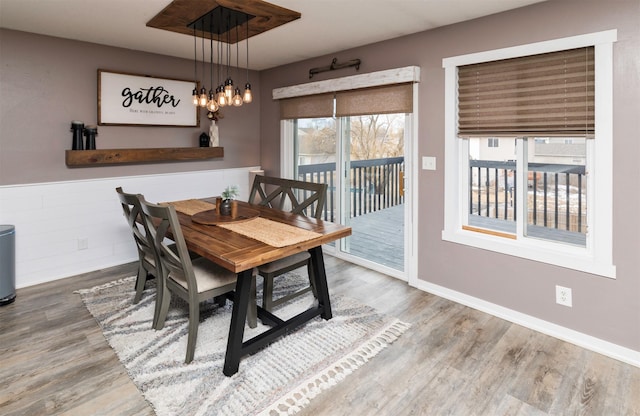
[410,278,640,368]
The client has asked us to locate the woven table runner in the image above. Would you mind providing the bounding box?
[165,199,215,216]
[217,217,322,247]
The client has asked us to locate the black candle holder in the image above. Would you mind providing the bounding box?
[84,126,98,150]
[70,121,84,150]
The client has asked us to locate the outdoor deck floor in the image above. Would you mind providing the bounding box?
[342,204,405,271]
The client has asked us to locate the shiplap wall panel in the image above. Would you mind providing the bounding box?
[0,167,260,288]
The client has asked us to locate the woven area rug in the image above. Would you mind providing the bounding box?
[76,272,410,415]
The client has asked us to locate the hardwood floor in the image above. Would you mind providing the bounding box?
[1,257,638,415]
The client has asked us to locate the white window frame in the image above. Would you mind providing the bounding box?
[442,30,617,278]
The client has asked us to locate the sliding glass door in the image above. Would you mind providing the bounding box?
[293,113,407,276]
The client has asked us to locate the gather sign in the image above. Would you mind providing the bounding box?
[98,70,198,127]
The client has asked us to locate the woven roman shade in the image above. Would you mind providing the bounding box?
[457,46,594,138]
[279,93,334,119]
[279,83,413,119]
[336,83,413,116]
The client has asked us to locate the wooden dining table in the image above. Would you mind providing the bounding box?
[165,197,352,376]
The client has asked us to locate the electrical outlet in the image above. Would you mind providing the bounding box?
[556,285,572,307]
[78,238,89,250]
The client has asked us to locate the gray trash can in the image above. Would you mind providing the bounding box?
[0,225,16,305]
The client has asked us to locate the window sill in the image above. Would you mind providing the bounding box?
[442,228,616,279]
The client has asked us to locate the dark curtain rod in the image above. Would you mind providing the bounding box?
[309,58,361,78]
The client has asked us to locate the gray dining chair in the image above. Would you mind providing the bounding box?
[116,187,204,327]
[248,175,328,312]
[139,198,257,364]
[115,187,159,306]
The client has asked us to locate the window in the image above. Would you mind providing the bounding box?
[468,137,587,246]
[487,138,499,148]
[442,31,616,278]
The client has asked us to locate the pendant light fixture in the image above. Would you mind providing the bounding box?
[242,16,252,104]
[223,18,234,103]
[198,32,208,107]
[217,57,227,107]
[206,17,219,117]
[232,24,243,107]
[188,6,255,113]
[192,25,199,106]
[148,0,301,118]
[149,0,299,113]
[217,30,228,108]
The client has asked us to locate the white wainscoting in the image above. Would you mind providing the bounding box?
[0,167,260,288]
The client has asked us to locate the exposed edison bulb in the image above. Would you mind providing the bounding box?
[243,83,252,104]
[207,92,218,112]
[224,78,234,100]
[232,87,243,106]
[192,88,199,106]
[217,88,227,107]
[198,87,208,107]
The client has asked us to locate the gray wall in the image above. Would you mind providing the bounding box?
[259,0,640,352]
[0,29,261,185]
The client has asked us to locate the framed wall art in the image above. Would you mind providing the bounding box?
[98,70,199,127]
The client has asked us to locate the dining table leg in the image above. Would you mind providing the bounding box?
[309,246,332,320]
[223,268,253,376]
[223,248,333,376]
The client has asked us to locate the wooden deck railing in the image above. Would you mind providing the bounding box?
[298,157,405,221]
[296,157,584,239]
[469,160,587,234]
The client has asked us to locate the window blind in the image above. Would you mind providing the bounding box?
[457,46,594,138]
[335,83,413,116]
[279,93,334,119]
[279,83,413,119]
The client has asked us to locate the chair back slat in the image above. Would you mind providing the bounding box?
[139,200,199,296]
[248,175,328,219]
[116,187,156,265]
